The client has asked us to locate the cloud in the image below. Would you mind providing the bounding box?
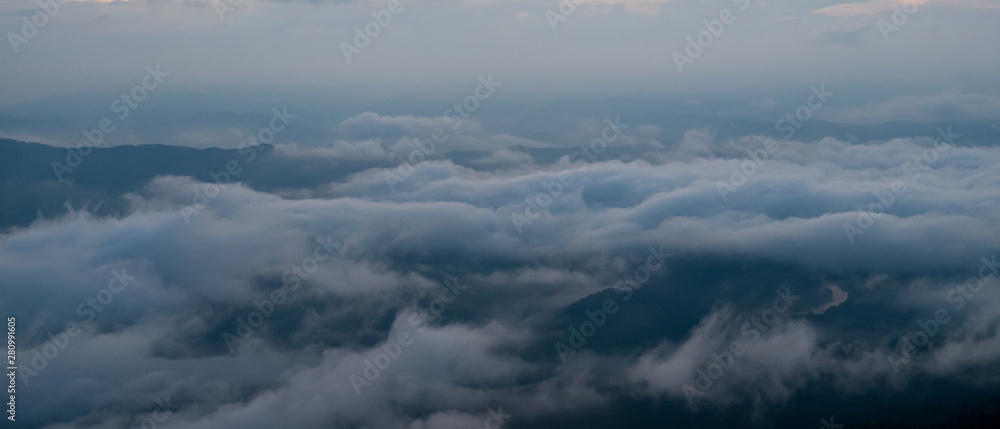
[811,284,849,314]
[813,0,1000,17]
[813,0,899,17]
[4,119,1000,428]
[819,92,1000,124]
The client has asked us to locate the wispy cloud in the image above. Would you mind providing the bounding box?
[813,0,1000,17]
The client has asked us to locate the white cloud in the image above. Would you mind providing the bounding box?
[813,0,1000,17]
[819,92,1000,124]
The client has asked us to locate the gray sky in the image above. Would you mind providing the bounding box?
[1,0,998,129]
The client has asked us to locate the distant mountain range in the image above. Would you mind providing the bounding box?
[0,138,388,231]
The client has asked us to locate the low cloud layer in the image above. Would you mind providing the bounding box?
[2,116,999,428]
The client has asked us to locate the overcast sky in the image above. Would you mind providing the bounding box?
[1,0,999,125]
